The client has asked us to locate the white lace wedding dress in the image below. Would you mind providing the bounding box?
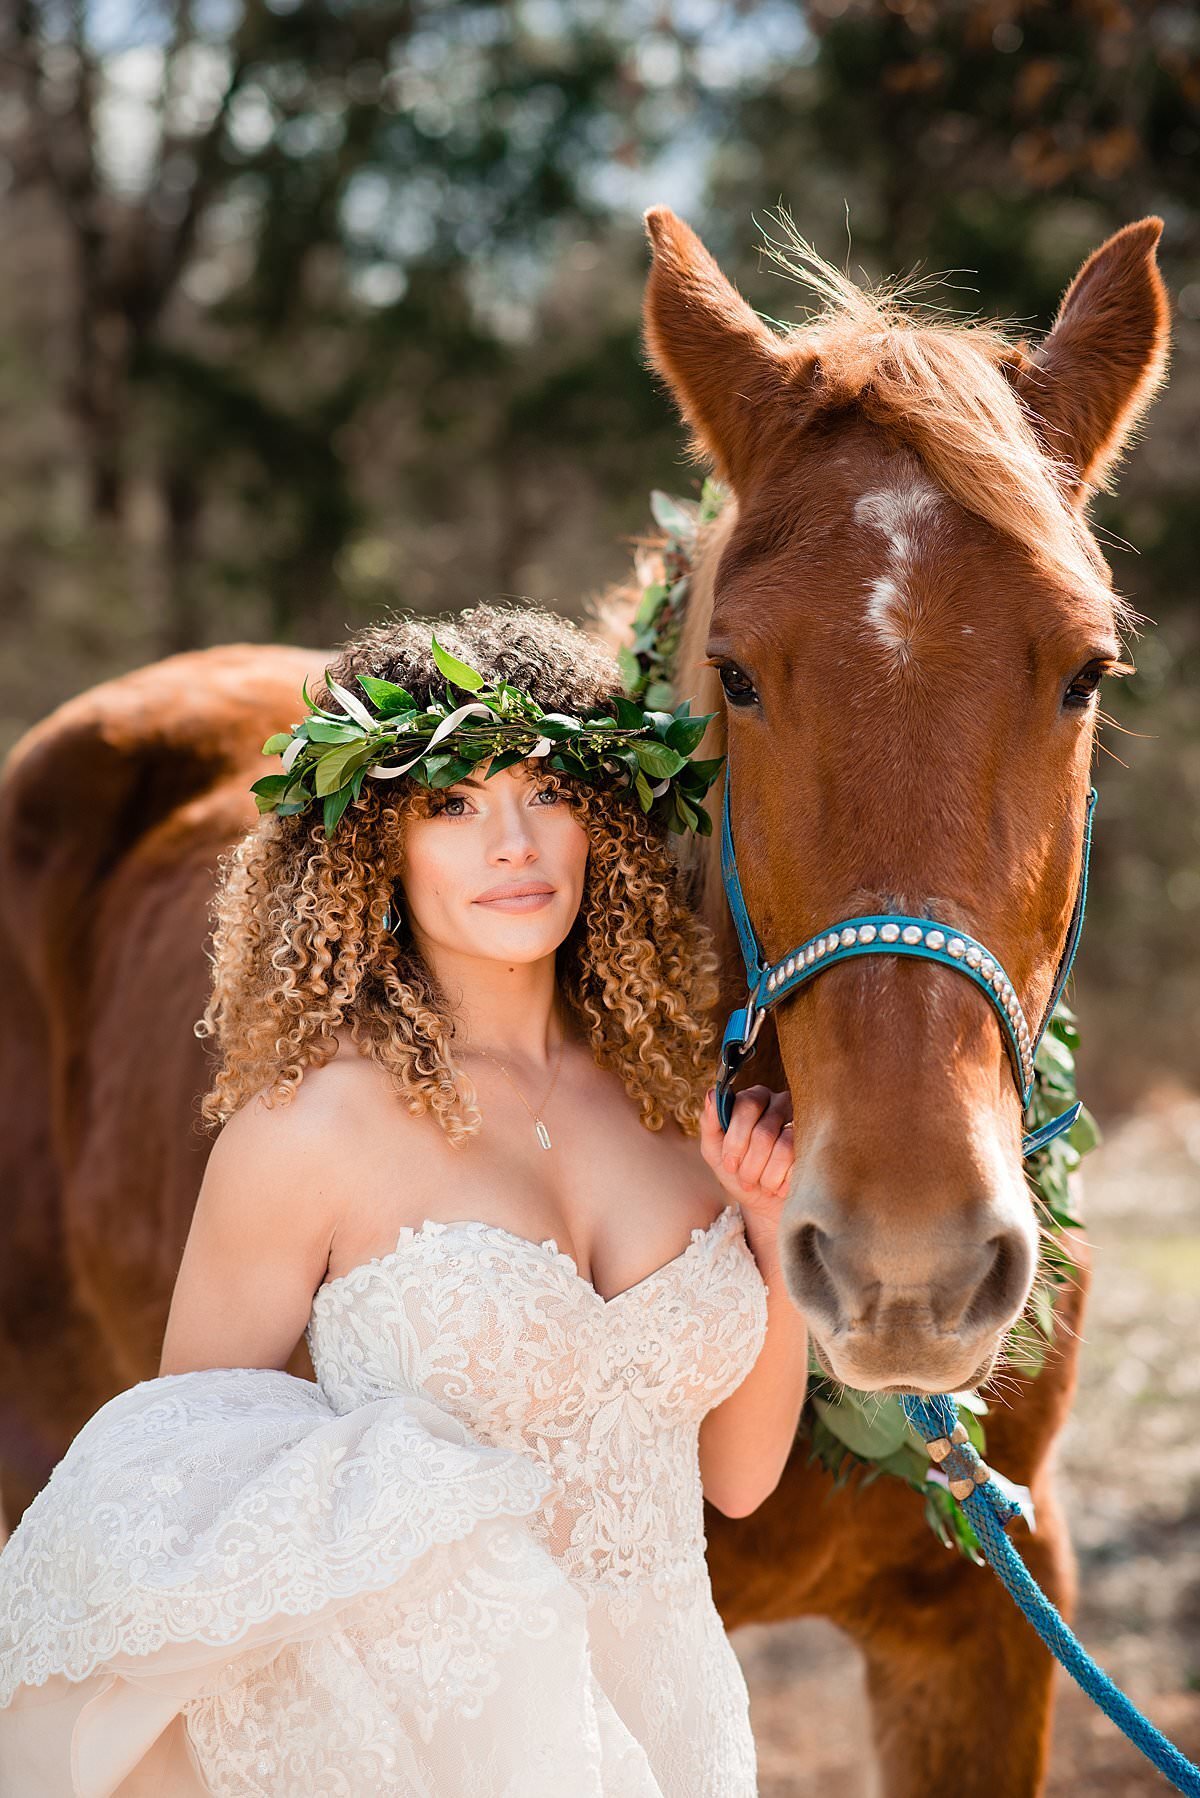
[0,1200,769,1796]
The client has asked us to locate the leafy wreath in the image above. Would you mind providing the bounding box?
[252,635,723,841]
[628,479,1100,1562]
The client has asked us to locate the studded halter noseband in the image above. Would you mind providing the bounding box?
[714,777,1097,1159]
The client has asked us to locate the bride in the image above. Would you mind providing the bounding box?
[0,603,809,1796]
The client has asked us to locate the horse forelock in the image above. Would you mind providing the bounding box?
[752,222,1128,635]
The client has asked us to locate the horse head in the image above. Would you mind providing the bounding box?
[642,205,1171,1395]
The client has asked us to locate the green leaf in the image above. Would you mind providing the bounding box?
[959,1406,987,1454]
[484,747,531,777]
[699,476,728,523]
[313,741,372,797]
[1005,1316,1047,1378]
[261,732,294,755]
[650,489,700,541]
[549,750,590,777]
[274,775,313,817]
[424,753,475,788]
[1034,1031,1075,1083]
[1031,1282,1057,1340]
[431,634,485,693]
[356,674,416,716]
[611,695,645,729]
[250,773,293,806]
[871,1443,934,1486]
[645,680,677,710]
[323,783,355,837]
[680,754,725,788]
[924,1486,984,1564]
[634,770,655,812]
[1066,1106,1101,1154]
[664,714,707,755]
[634,582,670,630]
[616,644,642,695]
[304,719,363,744]
[300,672,342,721]
[631,739,687,779]
[809,1392,911,1461]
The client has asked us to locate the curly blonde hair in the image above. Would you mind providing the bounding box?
[195,604,722,1145]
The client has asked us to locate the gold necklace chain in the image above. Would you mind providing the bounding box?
[466,1032,566,1150]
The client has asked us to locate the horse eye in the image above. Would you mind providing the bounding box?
[716,661,759,708]
[1064,660,1106,709]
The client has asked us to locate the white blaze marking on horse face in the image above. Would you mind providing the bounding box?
[853,479,945,659]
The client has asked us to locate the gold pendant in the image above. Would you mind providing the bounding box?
[534,1119,552,1150]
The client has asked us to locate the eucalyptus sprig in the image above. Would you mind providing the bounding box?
[619,477,728,707]
[252,633,724,840]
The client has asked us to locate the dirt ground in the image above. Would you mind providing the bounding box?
[732,1087,1200,1795]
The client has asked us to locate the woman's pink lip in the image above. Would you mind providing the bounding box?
[473,884,556,907]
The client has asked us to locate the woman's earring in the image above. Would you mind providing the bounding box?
[382,891,401,934]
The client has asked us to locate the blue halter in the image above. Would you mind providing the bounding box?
[715,778,1097,1159]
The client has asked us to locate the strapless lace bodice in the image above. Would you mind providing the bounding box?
[0,1198,770,1797]
[306,1202,768,1627]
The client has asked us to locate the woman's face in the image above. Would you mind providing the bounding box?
[396,760,590,966]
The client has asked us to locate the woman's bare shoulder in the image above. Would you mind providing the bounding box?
[210,1030,419,1195]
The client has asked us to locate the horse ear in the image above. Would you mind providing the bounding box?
[1013,217,1171,505]
[642,207,788,492]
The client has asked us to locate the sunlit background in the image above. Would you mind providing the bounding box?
[2,1,1198,1789]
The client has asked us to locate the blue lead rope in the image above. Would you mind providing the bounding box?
[901,1395,1200,1796]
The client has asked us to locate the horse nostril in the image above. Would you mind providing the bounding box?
[959,1230,1033,1336]
[785,1223,843,1333]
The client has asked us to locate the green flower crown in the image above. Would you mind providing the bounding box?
[251,634,724,839]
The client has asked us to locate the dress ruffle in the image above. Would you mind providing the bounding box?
[0,1368,665,1797]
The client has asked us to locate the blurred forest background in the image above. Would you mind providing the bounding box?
[0,0,1197,1112]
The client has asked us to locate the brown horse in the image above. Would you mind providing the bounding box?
[622,205,1171,1793]
[0,209,1171,1794]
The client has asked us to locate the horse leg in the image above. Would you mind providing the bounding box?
[856,1477,1077,1798]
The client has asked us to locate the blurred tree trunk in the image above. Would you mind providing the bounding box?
[9,0,257,600]
[494,449,539,599]
[162,462,203,654]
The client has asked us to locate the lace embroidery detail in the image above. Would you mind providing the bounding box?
[0,1371,552,1706]
[314,1203,742,1310]
[305,1202,768,1632]
[0,1198,769,1796]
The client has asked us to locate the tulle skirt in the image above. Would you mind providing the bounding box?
[0,1369,757,1796]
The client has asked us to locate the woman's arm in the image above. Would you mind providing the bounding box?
[158,1086,343,1376]
[695,1085,809,1519]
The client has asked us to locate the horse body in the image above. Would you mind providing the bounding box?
[0,211,1171,1793]
[0,645,324,1518]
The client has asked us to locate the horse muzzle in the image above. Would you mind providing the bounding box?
[780,1168,1038,1394]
